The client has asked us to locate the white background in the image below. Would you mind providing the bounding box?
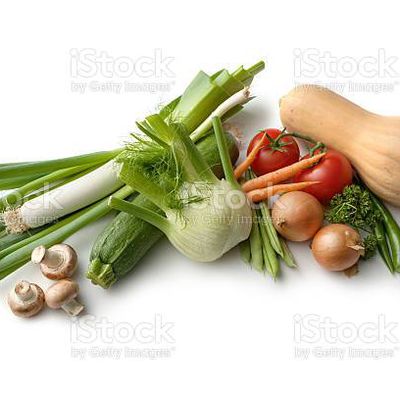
[1,1,400,399]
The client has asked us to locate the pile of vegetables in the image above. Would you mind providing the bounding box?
[279,84,400,272]
[232,114,400,275]
[0,61,265,282]
[1,65,400,308]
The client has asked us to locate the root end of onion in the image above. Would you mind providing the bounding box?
[343,264,359,278]
[275,217,286,227]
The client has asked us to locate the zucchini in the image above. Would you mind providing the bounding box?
[87,132,239,288]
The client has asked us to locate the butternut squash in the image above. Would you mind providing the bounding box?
[279,85,400,207]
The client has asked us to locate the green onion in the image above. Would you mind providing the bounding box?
[0,149,121,179]
[0,175,45,190]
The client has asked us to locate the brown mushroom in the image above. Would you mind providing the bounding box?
[45,279,84,316]
[31,244,77,280]
[8,280,45,318]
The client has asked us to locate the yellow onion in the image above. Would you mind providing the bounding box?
[311,224,364,271]
[272,191,324,242]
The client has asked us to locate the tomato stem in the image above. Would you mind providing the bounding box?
[309,142,327,156]
[278,129,327,156]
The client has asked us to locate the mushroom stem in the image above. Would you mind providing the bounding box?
[15,281,34,301]
[61,298,84,317]
[8,281,45,318]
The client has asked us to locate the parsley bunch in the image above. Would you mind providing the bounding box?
[325,184,381,259]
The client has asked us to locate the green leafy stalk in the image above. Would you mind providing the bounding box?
[0,226,48,252]
[0,149,121,179]
[212,116,239,189]
[108,197,169,233]
[0,174,45,190]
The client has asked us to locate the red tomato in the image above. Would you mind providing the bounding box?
[247,129,300,176]
[294,150,353,204]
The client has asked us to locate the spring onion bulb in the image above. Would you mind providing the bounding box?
[3,161,123,233]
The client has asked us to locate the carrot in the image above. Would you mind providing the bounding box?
[242,152,325,192]
[233,133,267,179]
[247,181,320,203]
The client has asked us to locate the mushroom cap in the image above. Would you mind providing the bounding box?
[45,279,79,309]
[32,244,78,280]
[8,281,45,318]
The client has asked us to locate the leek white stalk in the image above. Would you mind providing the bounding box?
[3,161,123,233]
